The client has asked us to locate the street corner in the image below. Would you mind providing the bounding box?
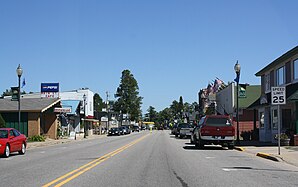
[256,152,280,162]
[234,146,245,151]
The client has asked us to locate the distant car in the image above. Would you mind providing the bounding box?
[132,126,140,132]
[171,124,178,136]
[0,128,27,158]
[108,128,121,136]
[158,126,164,130]
[177,123,194,139]
[193,115,235,149]
[120,126,130,134]
[125,126,131,134]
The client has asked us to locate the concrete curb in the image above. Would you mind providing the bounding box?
[256,152,280,162]
[234,147,245,151]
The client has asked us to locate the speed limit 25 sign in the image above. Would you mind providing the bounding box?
[271,87,286,105]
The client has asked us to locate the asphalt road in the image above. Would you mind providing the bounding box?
[1,130,298,187]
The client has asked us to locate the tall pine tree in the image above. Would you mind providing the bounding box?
[114,70,143,121]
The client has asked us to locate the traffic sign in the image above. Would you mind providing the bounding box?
[271,87,286,105]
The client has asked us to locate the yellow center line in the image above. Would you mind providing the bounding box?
[43,134,149,187]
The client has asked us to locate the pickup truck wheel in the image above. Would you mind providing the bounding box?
[179,135,183,139]
[198,139,204,149]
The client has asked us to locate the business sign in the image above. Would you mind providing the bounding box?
[41,83,59,92]
[271,87,286,105]
[41,83,59,98]
[11,87,19,101]
[54,107,72,113]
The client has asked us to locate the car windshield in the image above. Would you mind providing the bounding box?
[205,118,232,127]
[0,130,8,138]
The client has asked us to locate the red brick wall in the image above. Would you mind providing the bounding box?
[233,109,259,135]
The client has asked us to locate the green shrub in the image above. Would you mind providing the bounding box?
[28,135,46,142]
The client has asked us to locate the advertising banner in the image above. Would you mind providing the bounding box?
[41,83,59,98]
[41,83,59,92]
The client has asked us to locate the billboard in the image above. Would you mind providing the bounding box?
[41,83,59,92]
[41,83,59,98]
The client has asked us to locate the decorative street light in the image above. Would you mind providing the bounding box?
[234,61,241,145]
[83,94,87,138]
[16,64,23,130]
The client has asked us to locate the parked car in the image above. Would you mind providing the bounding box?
[108,127,121,136]
[125,126,131,134]
[0,128,27,158]
[120,126,130,134]
[132,126,140,132]
[171,124,178,136]
[193,115,235,149]
[177,123,194,139]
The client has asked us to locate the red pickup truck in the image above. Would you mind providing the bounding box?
[193,115,235,149]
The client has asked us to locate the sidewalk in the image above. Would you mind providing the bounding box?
[235,141,298,167]
[27,133,106,150]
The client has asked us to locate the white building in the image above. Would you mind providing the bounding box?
[59,89,94,118]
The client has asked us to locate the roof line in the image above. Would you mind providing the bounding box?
[255,46,298,76]
[41,99,61,113]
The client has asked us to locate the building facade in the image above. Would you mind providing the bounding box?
[0,98,61,139]
[216,83,261,138]
[255,46,298,143]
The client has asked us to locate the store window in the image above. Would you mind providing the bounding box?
[276,66,285,85]
[272,109,278,129]
[259,112,264,128]
[294,59,298,80]
[265,74,270,92]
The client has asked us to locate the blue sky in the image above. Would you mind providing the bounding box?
[1,0,298,112]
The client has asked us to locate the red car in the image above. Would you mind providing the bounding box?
[0,128,27,158]
[193,115,235,149]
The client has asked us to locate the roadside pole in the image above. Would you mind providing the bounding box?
[271,87,286,155]
[278,104,281,155]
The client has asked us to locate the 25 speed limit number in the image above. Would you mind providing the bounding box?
[271,87,286,105]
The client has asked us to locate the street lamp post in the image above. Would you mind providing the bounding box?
[83,94,87,138]
[16,64,23,130]
[234,61,241,145]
